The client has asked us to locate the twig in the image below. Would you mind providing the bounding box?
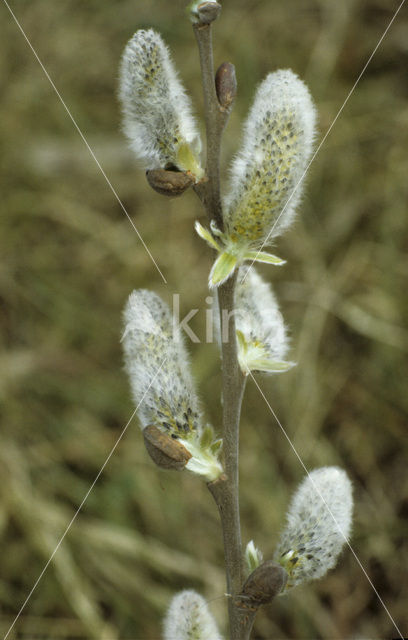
[192,14,253,640]
[193,20,227,229]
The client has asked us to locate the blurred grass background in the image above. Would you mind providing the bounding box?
[1,0,407,638]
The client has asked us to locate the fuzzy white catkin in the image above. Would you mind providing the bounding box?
[163,590,222,640]
[122,290,202,438]
[274,467,353,591]
[213,267,290,372]
[234,267,289,364]
[119,30,202,174]
[223,69,316,249]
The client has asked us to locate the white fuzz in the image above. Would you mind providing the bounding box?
[223,69,316,250]
[122,290,202,438]
[122,290,222,480]
[213,267,292,374]
[235,268,291,373]
[274,466,353,591]
[163,590,222,640]
[119,30,203,177]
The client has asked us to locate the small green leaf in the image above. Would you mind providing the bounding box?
[243,250,286,265]
[246,358,296,374]
[245,540,263,573]
[210,220,228,243]
[236,330,248,354]
[210,438,223,455]
[200,424,215,450]
[176,143,204,180]
[209,252,237,287]
[195,221,221,251]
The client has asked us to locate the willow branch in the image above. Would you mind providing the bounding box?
[193,20,229,229]
[192,13,252,640]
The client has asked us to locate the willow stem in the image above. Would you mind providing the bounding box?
[193,22,226,229]
[192,16,253,640]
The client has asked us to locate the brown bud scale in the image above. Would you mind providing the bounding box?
[239,560,288,608]
[143,425,192,471]
[146,169,194,197]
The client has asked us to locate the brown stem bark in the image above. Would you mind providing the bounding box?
[192,17,254,640]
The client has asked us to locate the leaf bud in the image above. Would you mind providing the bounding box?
[215,62,237,110]
[188,0,222,24]
[245,539,263,573]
